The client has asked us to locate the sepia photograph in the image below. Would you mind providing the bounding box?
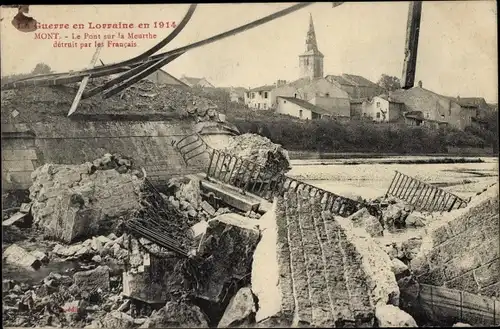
[1,2,498,328]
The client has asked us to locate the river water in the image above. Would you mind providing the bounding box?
[288,156,499,200]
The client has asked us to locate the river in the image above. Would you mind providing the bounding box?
[288,156,499,200]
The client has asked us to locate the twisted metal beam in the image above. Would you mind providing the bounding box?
[1,2,314,91]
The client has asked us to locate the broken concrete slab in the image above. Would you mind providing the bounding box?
[375,304,417,327]
[217,287,256,328]
[73,265,110,292]
[201,179,260,213]
[197,213,260,303]
[251,200,282,323]
[201,200,216,216]
[19,202,32,213]
[30,163,144,243]
[2,212,30,227]
[4,244,42,270]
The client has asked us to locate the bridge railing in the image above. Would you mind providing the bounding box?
[205,149,373,218]
[386,171,468,212]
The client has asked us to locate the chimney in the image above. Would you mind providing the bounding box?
[418,80,422,88]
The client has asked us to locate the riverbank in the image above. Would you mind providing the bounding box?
[289,156,487,166]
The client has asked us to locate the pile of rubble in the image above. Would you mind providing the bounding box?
[2,154,266,328]
[1,78,223,124]
[223,133,291,175]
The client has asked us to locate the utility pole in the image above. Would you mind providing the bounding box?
[401,1,422,89]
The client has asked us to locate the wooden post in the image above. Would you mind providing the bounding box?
[401,1,422,89]
[67,45,103,117]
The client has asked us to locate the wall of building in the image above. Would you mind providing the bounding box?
[273,79,349,108]
[362,97,390,122]
[310,96,350,117]
[244,90,273,110]
[276,98,312,120]
[299,55,323,79]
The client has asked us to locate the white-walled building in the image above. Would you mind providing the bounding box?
[244,85,274,110]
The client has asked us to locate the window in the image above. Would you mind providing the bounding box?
[304,93,308,100]
[258,103,260,109]
[294,93,297,98]
[376,102,380,108]
[284,100,287,103]
[264,92,268,99]
[376,112,381,118]
[263,103,267,109]
[299,110,303,118]
[325,93,330,97]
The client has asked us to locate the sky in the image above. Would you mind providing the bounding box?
[0,2,497,103]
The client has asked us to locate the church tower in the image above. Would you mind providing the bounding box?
[299,14,324,79]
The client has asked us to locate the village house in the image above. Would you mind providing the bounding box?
[361,95,404,122]
[276,96,332,120]
[349,98,366,119]
[388,82,477,130]
[244,85,274,110]
[179,75,215,88]
[325,74,383,99]
[226,87,248,103]
[144,69,189,87]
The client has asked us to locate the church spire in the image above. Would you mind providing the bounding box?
[305,13,319,52]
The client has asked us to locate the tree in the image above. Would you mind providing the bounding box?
[31,63,52,75]
[377,74,401,92]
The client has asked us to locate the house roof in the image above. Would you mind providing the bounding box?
[377,94,404,104]
[278,96,331,116]
[326,74,380,88]
[446,96,485,108]
[249,85,275,92]
[157,69,189,87]
[181,76,214,87]
[350,98,366,104]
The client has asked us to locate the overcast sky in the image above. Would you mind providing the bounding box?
[1,2,497,102]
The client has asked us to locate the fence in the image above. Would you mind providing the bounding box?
[205,149,377,218]
[419,284,499,326]
[385,171,468,212]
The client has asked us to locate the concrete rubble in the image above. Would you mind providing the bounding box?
[3,142,497,329]
[29,154,145,243]
[223,133,291,175]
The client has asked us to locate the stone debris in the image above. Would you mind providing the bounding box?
[73,266,110,292]
[197,213,260,303]
[3,244,42,270]
[223,133,291,175]
[217,287,256,328]
[453,322,472,327]
[391,258,410,280]
[141,300,209,328]
[375,304,418,327]
[31,250,49,263]
[29,159,145,243]
[348,207,384,237]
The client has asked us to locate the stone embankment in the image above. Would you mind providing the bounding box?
[410,183,499,298]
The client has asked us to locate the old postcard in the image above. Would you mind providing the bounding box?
[1,2,498,328]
